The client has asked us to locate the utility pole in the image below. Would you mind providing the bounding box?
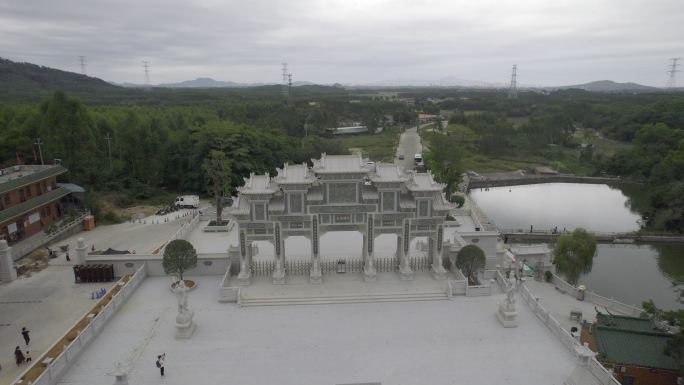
[508,64,518,99]
[281,62,289,99]
[34,138,44,165]
[143,61,151,88]
[667,57,681,89]
[104,133,113,170]
[78,56,86,75]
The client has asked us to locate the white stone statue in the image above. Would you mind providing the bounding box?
[173,279,189,314]
[504,286,516,311]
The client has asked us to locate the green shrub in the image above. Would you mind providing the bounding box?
[544,270,553,282]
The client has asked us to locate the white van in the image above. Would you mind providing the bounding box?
[174,195,200,209]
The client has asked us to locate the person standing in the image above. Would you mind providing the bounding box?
[156,353,165,376]
[25,350,32,363]
[21,327,30,345]
[65,251,70,262]
[14,346,25,365]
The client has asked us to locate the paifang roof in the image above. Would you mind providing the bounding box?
[274,163,314,185]
[370,163,406,183]
[237,173,277,195]
[406,172,444,192]
[311,153,369,174]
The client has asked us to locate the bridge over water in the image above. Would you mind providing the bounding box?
[500,229,684,244]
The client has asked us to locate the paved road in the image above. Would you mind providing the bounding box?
[395,126,422,172]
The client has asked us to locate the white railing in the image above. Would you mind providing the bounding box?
[12,263,147,385]
[518,282,620,385]
[466,284,492,296]
[589,358,620,385]
[551,273,643,317]
[159,213,200,254]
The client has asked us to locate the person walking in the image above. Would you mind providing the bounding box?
[21,327,30,345]
[14,346,25,366]
[156,353,165,376]
[65,251,70,262]
[25,350,32,363]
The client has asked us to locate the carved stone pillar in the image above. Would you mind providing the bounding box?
[310,216,322,284]
[431,226,447,280]
[398,235,413,280]
[272,223,285,284]
[75,237,87,265]
[363,216,377,281]
[237,230,252,285]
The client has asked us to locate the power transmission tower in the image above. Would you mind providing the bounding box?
[666,57,681,89]
[78,56,86,75]
[281,62,289,98]
[104,133,113,170]
[143,61,151,88]
[34,138,44,165]
[287,73,293,104]
[508,64,518,99]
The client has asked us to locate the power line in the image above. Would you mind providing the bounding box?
[666,57,681,89]
[143,61,151,88]
[508,64,518,99]
[78,56,86,75]
[281,62,288,98]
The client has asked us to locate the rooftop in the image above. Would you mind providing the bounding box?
[274,163,315,185]
[587,313,679,370]
[311,153,370,174]
[0,164,67,194]
[237,173,277,195]
[0,186,70,224]
[370,163,406,183]
[406,172,444,192]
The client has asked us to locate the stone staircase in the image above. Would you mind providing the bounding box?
[239,290,449,307]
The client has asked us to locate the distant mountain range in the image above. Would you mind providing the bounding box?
[119,77,318,88]
[1,57,680,101]
[552,80,659,92]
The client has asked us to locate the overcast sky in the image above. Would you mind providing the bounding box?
[1,0,682,86]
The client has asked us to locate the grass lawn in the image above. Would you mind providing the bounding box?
[323,129,402,162]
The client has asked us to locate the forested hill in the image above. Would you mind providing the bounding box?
[0,57,122,101]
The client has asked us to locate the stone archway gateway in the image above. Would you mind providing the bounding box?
[227,153,452,285]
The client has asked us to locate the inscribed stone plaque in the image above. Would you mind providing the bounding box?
[329,183,357,203]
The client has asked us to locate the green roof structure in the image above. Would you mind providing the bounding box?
[0,165,67,195]
[0,187,70,224]
[589,313,680,371]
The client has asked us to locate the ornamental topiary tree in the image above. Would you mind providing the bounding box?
[456,244,486,284]
[163,239,197,281]
[553,228,597,286]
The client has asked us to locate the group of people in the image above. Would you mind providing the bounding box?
[13,327,31,366]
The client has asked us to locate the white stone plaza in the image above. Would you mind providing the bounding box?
[59,276,578,385]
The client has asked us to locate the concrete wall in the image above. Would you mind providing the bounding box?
[86,253,228,278]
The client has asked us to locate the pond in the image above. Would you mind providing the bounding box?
[471,183,684,310]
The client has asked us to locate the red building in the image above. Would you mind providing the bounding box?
[0,165,71,245]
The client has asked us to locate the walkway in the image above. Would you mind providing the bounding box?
[0,253,116,385]
[58,276,578,385]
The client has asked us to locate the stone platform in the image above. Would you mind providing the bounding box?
[229,271,455,306]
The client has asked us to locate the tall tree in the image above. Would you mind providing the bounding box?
[553,228,597,285]
[163,239,197,281]
[424,132,463,197]
[202,150,232,224]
